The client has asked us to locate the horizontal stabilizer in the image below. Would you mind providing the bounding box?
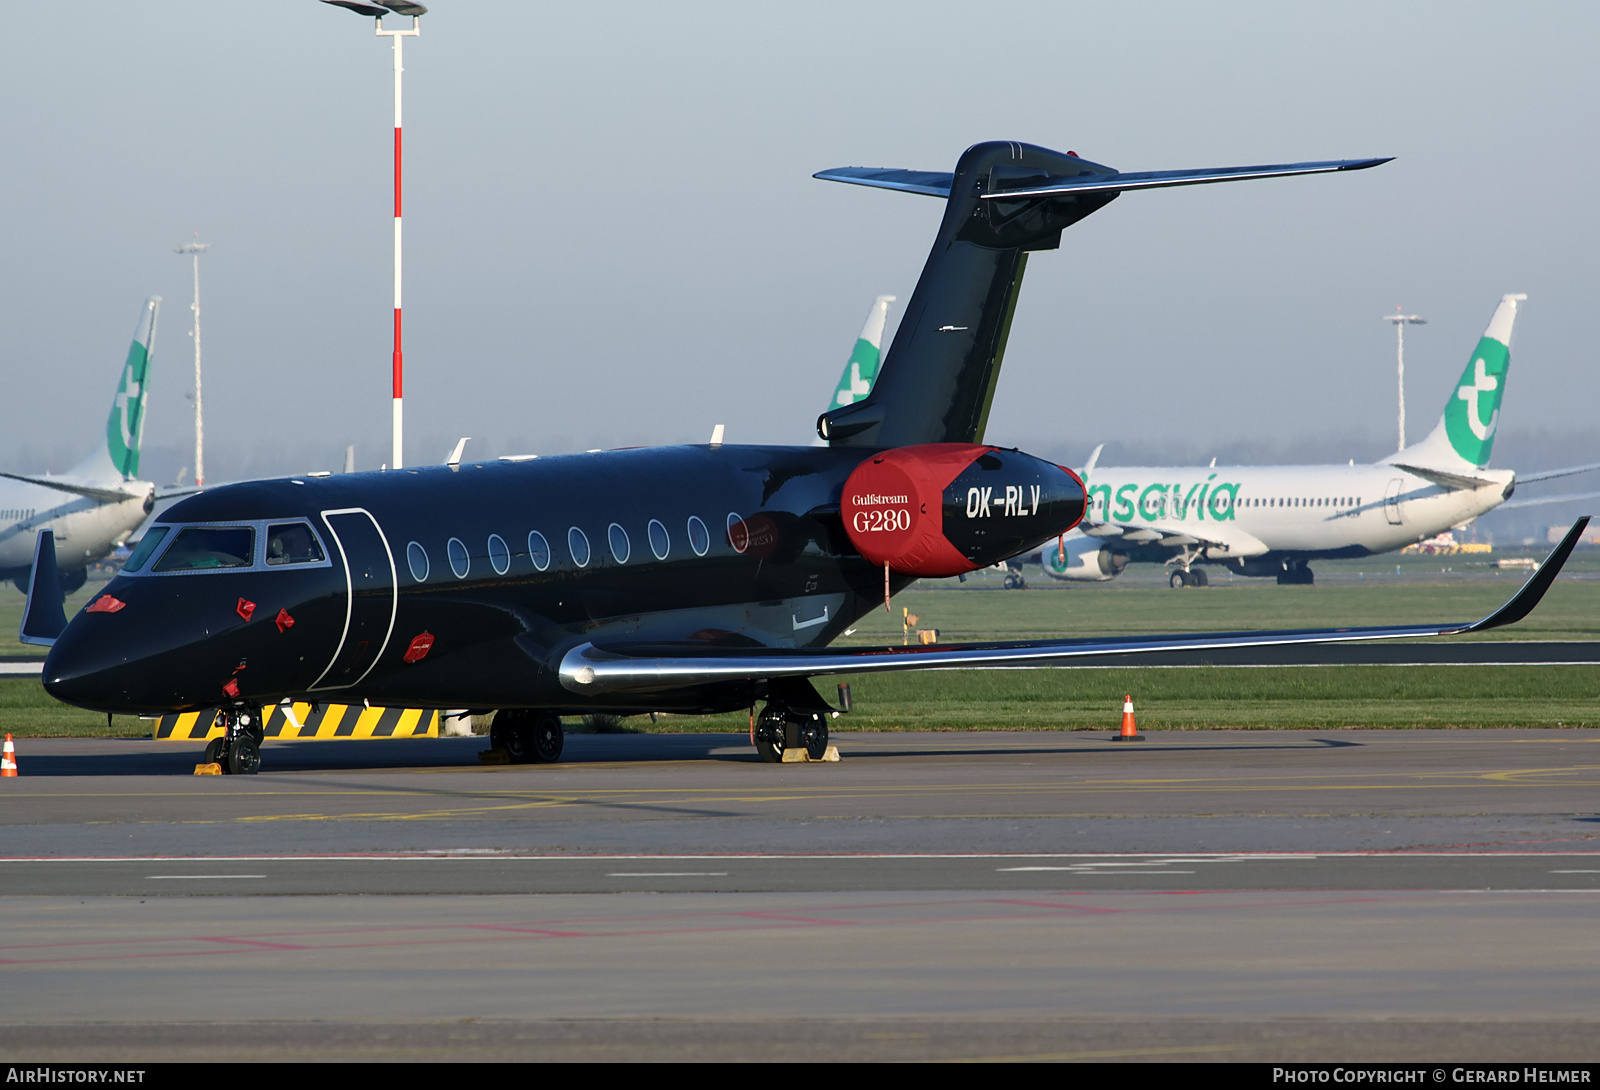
[977,158,1391,200]
[20,531,69,647]
[813,159,1389,203]
[558,517,1586,696]
[1388,463,1500,491]
[811,167,954,198]
[0,471,142,504]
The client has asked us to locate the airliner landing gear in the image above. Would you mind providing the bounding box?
[1277,562,1315,585]
[491,710,565,764]
[203,705,265,775]
[1169,567,1209,589]
[754,703,829,763]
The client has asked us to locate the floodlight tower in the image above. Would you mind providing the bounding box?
[1384,307,1426,451]
[322,0,427,470]
[176,240,211,486]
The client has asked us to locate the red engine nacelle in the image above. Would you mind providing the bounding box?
[841,443,1086,577]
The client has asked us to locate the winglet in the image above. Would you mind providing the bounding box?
[1461,516,1590,633]
[20,530,69,647]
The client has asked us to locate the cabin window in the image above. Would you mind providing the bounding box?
[528,531,551,572]
[153,526,256,572]
[266,523,325,566]
[647,519,670,560]
[487,534,511,575]
[687,516,710,557]
[122,527,171,573]
[406,541,429,583]
[727,512,750,554]
[447,537,470,579]
[569,527,591,568]
[608,523,630,564]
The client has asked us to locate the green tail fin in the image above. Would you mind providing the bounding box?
[105,297,161,479]
[830,295,895,408]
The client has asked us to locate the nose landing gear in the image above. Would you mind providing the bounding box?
[201,704,265,775]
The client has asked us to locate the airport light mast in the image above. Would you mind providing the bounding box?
[1384,308,1426,451]
[175,240,210,487]
[321,0,426,470]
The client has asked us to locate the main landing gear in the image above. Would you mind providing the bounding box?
[490,709,565,764]
[1168,567,1209,589]
[202,704,265,775]
[754,703,829,763]
[1277,561,1315,585]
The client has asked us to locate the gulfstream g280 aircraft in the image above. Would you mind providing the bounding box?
[1040,295,1599,586]
[27,141,1588,773]
[0,298,161,594]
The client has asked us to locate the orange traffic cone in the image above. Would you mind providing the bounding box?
[1112,695,1144,742]
[1,733,17,776]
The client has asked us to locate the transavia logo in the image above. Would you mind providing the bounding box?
[1087,473,1241,523]
[834,338,880,407]
[1444,337,1509,467]
[106,343,149,478]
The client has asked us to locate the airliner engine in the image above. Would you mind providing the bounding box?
[841,444,1085,577]
[1039,532,1130,582]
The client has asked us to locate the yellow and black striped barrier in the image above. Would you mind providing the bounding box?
[153,702,440,741]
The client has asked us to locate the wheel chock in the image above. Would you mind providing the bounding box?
[193,762,223,776]
[780,745,842,763]
[478,747,511,765]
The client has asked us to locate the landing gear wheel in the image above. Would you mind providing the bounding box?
[754,708,787,763]
[1002,572,1026,589]
[1190,568,1208,587]
[529,713,564,764]
[799,714,829,760]
[228,737,261,775]
[492,710,532,763]
[1170,570,1188,589]
[203,736,230,773]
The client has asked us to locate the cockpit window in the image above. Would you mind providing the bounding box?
[266,522,325,566]
[152,526,256,572]
[121,527,171,573]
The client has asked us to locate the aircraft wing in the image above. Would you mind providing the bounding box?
[0,472,146,505]
[557,518,1588,698]
[1076,519,1269,558]
[1516,461,1600,486]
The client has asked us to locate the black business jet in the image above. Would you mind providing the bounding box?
[24,140,1590,774]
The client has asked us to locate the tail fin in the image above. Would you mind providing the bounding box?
[814,143,1388,448]
[71,297,161,483]
[1388,294,1524,472]
[831,295,896,408]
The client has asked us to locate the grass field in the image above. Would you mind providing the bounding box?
[1,552,1595,738]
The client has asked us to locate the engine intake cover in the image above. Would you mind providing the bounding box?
[842,443,1085,577]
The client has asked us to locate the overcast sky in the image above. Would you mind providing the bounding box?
[2,2,1596,484]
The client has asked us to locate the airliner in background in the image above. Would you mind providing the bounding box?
[0,298,166,594]
[1037,294,1599,586]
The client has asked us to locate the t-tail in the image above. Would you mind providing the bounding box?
[70,296,161,484]
[814,142,1389,449]
[1386,293,1524,474]
[831,295,896,408]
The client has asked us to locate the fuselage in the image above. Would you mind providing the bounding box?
[42,444,1085,715]
[1081,461,1514,561]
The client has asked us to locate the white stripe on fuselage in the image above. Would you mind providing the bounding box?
[1084,463,1512,555]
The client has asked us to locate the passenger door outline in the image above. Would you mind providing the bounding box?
[309,507,398,691]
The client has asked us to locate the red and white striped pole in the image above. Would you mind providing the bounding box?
[327,3,425,469]
[374,12,421,470]
[389,26,405,469]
